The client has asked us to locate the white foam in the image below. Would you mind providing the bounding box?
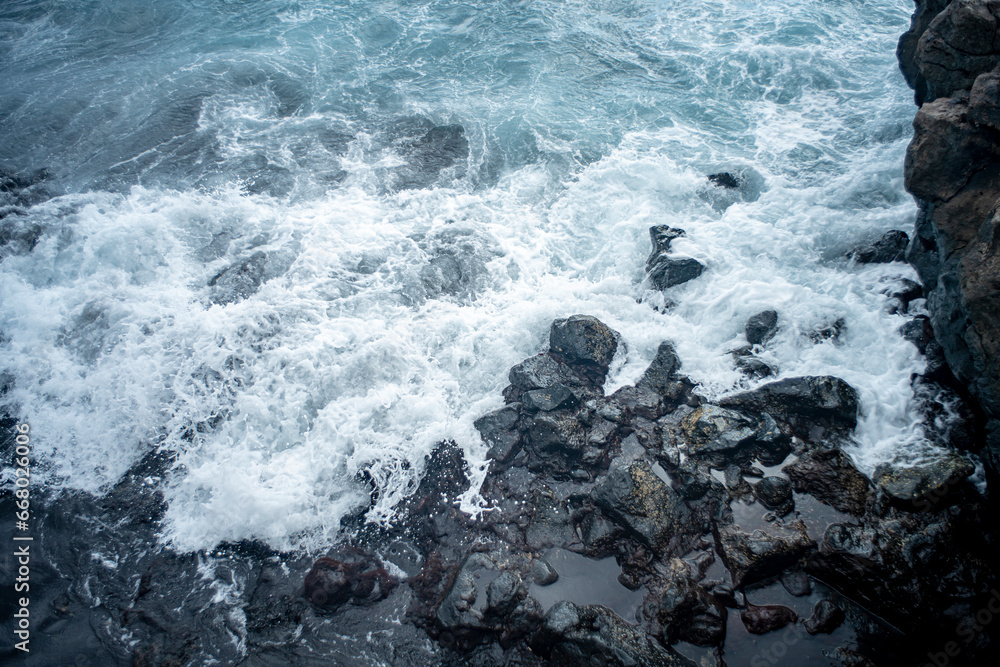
[0,0,933,552]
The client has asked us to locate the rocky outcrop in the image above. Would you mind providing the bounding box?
[899,0,1000,472]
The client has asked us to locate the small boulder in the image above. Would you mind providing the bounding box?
[740,603,798,634]
[872,455,975,507]
[714,520,815,587]
[780,569,812,597]
[592,461,692,552]
[682,405,757,454]
[804,599,845,635]
[549,315,620,382]
[783,448,871,516]
[850,230,909,264]
[647,225,686,256]
[531,558,559,586]
[900,316,934,355]
[648,257,705,290]
[753,476,793,512]
[745,310,779,346]
[303,548,397,610]
[637,341,685,399]
[645,226,705,290]
[719,376,860,430]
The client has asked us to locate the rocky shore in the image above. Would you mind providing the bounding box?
[899,0,1000,478]
[5,3,1000,666]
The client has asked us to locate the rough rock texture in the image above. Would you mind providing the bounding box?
[784,448,872,516]
[530,601,696,666]
[899,0,1000,473]
[645,225,705,290]
[745,309,778,345]
[718,376,860,430]
[849,230,910,263]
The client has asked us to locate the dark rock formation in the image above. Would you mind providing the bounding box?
[745,309,779,345]
[849,230,909,263]
[803,599,845,635]
[719,376,860,430]
[303,548,397,610]
[714,520,815,587]
[548,314,620,383]
[783,448,871,516]
[530,601,696,666]
[740,603,798,635]
[645,559,726,647]
[872,455,975,507]
[753,476,793,512]
[899,0,1000,474]
[645,225,705,290]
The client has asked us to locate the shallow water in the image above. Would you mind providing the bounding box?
[0,0,933,553]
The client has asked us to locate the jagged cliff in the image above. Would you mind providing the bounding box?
[899,0,1000,471]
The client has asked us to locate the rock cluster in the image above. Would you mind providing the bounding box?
[298,309,995,664]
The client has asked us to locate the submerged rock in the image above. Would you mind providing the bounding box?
[395,124,469,190]
[531,601,696,667]
[740,603,798,635]
[208,251,268,305]
[804,599,845,635]
[849,230,909,264]
[708,172,740,189]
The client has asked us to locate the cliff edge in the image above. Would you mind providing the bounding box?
[899,0,1000,472]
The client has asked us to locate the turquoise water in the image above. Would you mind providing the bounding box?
[0,0,928,551]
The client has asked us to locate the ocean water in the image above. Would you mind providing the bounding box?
[0,0,931,552]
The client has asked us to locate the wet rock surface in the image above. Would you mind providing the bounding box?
[745,309,779,346]
[208,250,268,305]
[849,229,909,264]
[4,304,998,665]
[645,225,705,290]
[900,0,1000,476]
